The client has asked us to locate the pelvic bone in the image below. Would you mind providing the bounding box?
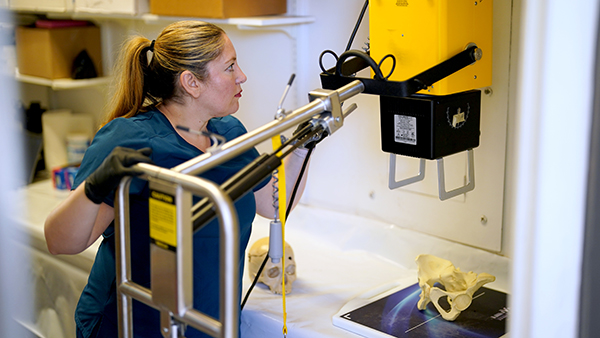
[415,254,495,321]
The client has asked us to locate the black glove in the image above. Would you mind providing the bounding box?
[293,121,328,150]
[84,147,153,204]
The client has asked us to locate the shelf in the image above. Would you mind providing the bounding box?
[15,69,110,90]
[37,10,315,28]
[138,14,316,27]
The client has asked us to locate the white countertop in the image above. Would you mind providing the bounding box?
[13,180,511,338]
[12,180,101,338]
[241,206,510,338]
[13,180,101,272]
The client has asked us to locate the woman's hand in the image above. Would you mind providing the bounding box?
[85,147,153,204]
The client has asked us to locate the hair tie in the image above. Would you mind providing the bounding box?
[145,40,156,66]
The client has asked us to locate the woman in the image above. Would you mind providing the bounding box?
[44,21,310,338]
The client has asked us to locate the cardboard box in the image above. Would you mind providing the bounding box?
[150,0,286,18]
[15,25,102,79]
[75,0,149,15]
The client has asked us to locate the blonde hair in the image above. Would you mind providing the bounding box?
[102,21,225,127]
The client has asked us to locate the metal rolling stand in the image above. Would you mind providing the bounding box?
[113,80,365,338]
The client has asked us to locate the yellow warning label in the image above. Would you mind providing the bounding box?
[149,191,177,249]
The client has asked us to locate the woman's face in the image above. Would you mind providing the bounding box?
[200,34,247,117]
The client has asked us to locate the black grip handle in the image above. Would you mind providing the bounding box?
[192,154,281,232]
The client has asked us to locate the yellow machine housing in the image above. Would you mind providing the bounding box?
[369,0,493,95]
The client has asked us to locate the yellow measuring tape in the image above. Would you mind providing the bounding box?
[271,135,288,337]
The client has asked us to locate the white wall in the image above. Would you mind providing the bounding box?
[507,0,598,337]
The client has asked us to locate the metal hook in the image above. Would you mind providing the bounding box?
[388,153,426,189]
[388,149,475,201]
[437,149,475,201]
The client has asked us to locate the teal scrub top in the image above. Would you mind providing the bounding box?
[73,109,268,338]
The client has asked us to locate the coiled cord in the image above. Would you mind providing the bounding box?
[241,146,314,310]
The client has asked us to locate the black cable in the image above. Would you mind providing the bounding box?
[320,0,369,74]
[336,50,384,80]
[241,146,315,310]
[345,0,369,52]
[319,50,339,74]
[334,49,397,81]
[241,245,270,309]
[377,54,397,80]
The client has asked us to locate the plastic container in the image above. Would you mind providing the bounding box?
[66,133,90,164]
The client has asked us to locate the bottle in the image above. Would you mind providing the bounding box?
[66,133,90,164]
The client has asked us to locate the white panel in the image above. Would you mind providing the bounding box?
[41,110,94,170]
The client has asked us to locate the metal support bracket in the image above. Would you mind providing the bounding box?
[388,154,426,189]
[388,149,475,201]
[308,88,344,135]
[437,149,475,201]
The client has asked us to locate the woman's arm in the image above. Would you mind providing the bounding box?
[255,147,310,219]
[44,183,114,255]
[44,146,153,255]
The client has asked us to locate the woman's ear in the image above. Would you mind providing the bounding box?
[179,70,202,98]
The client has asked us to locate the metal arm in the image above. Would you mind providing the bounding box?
[172,80,365,176]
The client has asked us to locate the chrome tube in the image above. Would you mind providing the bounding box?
[179,309,221,338]
[119,282,155,309]
[115,177,134,338]
[116,163,239,338]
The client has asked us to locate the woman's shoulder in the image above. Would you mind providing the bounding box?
[91,110,167,151]
[208,115,248,140]
[74,110,167,190]
[101,110,161,131]
[98,110,171,139]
